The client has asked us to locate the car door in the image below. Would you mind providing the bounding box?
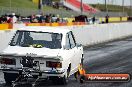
[67,31,81,74]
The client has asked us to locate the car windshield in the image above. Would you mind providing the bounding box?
[10,30,62,49]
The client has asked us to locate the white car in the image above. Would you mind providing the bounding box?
[0,26,83,85]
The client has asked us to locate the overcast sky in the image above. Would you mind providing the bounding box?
[83,0,131,6]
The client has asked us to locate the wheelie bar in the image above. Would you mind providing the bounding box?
[11,70,42,87]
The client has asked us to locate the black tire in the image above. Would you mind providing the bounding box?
[52,68,69,85]
[74,73,85,83]
[51,77,59,85]
[51,76,67,85]
[74,71,79,80]
[4,73,19,85]
[59,75,68,85]
[61,70,69,85]
[79,75,85,83]
[59,65,70,85]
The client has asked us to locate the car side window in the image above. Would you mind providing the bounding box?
[68,32,76,49]
[65,33,71,49]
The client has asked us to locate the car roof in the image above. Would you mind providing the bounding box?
[19,26,71,34]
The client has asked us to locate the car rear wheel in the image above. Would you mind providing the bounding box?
[52,75,68,85]
[52,68,70,85]
[60,64,71,85]
[59,75,68,85]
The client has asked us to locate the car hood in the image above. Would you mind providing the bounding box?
[1,46,61,58]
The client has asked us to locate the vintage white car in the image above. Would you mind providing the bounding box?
[0,26,83,85]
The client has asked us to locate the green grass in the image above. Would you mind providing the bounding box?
[0,0,62,10]
[0,0,131,16]
[0,0,68,16]
[91,4,132,15]
[0,0,65,11]
[0,0,38,9]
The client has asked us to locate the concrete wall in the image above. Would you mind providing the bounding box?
[0,22,132,52]
[72,22,132,46]
[59,22,132,46]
